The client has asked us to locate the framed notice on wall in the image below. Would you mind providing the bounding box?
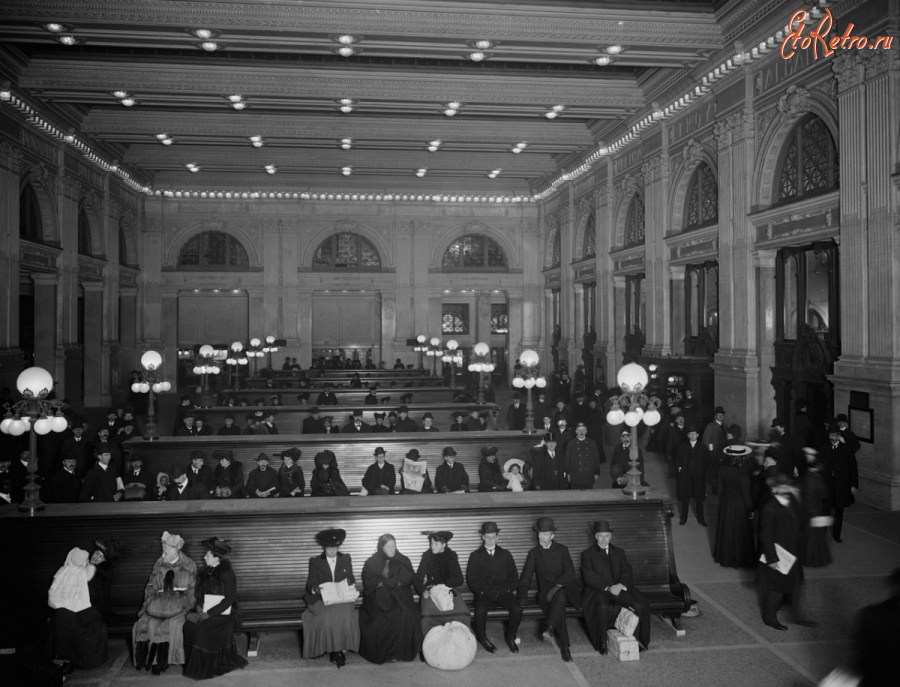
[848,407,874,443]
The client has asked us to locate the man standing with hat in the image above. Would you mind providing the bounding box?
[395,405,420,432]
[343,410,371,433]
[59,416,91,479]
[767,418,794,477]
[703,405,729,495]
[581,520,651,654]
[820,422,859,543]
[435,446,470,493]
[467,522,522,654]
[518,517,581,662]
[45,451,82,503]
[506,394,527,431]
[79,446,124,503]
[246,453,279,497]
[531,435,566,490]
[675,425,711,526]
[123,452,156,501]
[564,422,603,490]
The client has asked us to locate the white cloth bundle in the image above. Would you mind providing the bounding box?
[429,584,454,612]
[615,607,639,637]
[422,621,477,670]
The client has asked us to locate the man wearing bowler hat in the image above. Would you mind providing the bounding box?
[466,522,522,654]
[581,520,651,654]
[421,412,440,432]
[343,410,371,434]
[435,446,470,493]
[675,425,710,526]
[703,405,729,495]
[518,517,581,662]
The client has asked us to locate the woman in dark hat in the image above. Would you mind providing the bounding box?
[371,412,390,433]
[183,537,248,680]
[362,447,396,495]
[359,534,422,664]
[399,448,433,494]
[415,531,469,635]
[278,447,305,497]
[799,448,832,567]
[311,451,350,497]
[212,450,244,499]
[713,445,756,568]
[303,529,360,667]
[477,446,507,492]
[449,411,468,432]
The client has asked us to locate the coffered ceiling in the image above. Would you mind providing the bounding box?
[0,0,729,196]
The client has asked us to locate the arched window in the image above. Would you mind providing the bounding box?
[178,231,250,269]
[582,211,596,258]
[625,194,645,247]
[119,223,129,266]
[684,163,718,231]
[19,183,43,242]
[776,115,839,203]
[313,232,381,270]
[442,234,508,270]
[551,230,561,268]
[78,208,93,256]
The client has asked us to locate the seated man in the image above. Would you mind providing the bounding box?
[466,522,522,654]
[186,449,214,495]
[343,409,371,433]
[217,414,242,436]
[212,449,244,499]
[167,465,208,501]
[518,518,581,662]
[434,446,469,493]
[581,520,650,654]
[245,452,279,498]
[394,405,419,432]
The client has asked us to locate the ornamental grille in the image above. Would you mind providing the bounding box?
[686,163,718,230]
[583,212,596,258]
[491,303,509,334]
[626,195,645,247]
[777,115,838,202]
[313,232,381,269]
[442,304,470,334]
[442,234,508,270]
[178,231,249,268]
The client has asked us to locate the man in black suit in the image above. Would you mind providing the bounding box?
[820,423,859,543]
[767,418,794,477]
[581,520,651,653]
[302,407,325,434]
[609,429,647,488]
[79,447,123,503]
[363,387,379,405]
[847,567,900,684]
[122,453,155,501]
[8,447,32,504]
[174,411,198,437]
[665,414,688,479]
[173,394,196,434]
[217,414,242,436]
[531,436,566,490]
[342,410,371,433]
[394,405,419,432]
[518,517,581,662]
[59,416,91,479]
[505,394,527,431]
[321,416,340,434]
[186,449,214,496]
[466,521,522,654]
[420,412,440,432]
[435,446,470,493]
[167,465,208,501]
[675,426,710,525]
[553,418,575,456]
[316,386,338,406]
[44,453,81,504]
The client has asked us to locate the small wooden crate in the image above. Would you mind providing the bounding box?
[607,629,640,662]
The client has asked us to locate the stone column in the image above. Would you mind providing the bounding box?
[160,287,179,385]
[573,283,585,350]
[379,291,397,369]
[82,281,109,407]
[612,275,627,370]
[297,286,314,368]
[642,152,672,356]
[281,220,301,354]
[557,190,574,369]
[669,265,686,356]
[32,273,58,374]
[0,142,25,387]
[476,291,492,344]
[754,250,778,436]
[118,287,138,383]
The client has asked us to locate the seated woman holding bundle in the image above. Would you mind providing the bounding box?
[415,531,470,635]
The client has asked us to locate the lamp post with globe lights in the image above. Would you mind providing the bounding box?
[413,334,428,370]
[425,337,442,377]
[0,366,67,514]
[606,362,661,496]
[131,350,172,441]
[441,339,463,389]
[246,338,264,378]
[511,349,546,434]
[262,335,279,371]
[192,344,221,408]
[225,341,248,388]
[467,342,495,405]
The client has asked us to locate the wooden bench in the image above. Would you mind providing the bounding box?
[196,403,497,434]
[123,431,538,494]
[264,368,430,379]
[219,386,458,405]
[1,491,690,650]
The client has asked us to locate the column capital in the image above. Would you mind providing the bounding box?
[119,285,139,296]
[0,141,24,174]
[81,281,105,293]
[31,272,59,286]
[753,249,778,269]
[668,264,686,279]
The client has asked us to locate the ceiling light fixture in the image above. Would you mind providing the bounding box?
[249,135,262,142]
[199,41,220,51]
[192,29,217,40]
[341,137,353,149]
[156,133,168,140]
[415,168,427,177]
[186,163,200,172]
[112,90,128,99]
[544,104,565,119]
[336,46,359,57]
[511,141,528,154]
[44,23,69,33]
[335,35,360,45]
[605,44,624,55]
[265,165,277,174]
[120,97,136,107]
[232,101,246,110]
[58,36,80,46]
[162,138,173,145]
[342,166,352,176]
[228,94,243,103]
[592,55,612,66]
[340,105,354,113]
[470,40,497,50]
[466,51,489,62]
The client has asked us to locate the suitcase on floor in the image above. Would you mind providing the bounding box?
[606,629,640,662]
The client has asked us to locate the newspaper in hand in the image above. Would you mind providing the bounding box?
[320,579,360,606]
[759,543,797,575]
[402,458,428,492]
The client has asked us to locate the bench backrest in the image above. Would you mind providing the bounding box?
[222,387,457,405]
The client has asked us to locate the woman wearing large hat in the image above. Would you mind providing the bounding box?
[713,445,756,568]
[477,446,506,492]
[303,529,360,667]
[310,451,350,497]
[415,531,470,635]
[183,537,248,680]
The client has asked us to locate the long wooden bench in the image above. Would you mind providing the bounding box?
[263,368,430,379]
[1,491,690,649]
[123,431,538,494]
[218,386,459,405]
[196,403,496,434]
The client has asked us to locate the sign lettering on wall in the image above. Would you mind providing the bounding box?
[670,101,716,144]
[77,160,104,191]
[613,146,643,176]
[19,129,58,163]
[754,46,816,95]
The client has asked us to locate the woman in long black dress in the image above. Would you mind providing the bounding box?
[310,450,350,497]
[714,445,756,568]
[359,534,422,663]
[800,448,832,567]
[302,529,360,667]
[414,531,470,635]
[182,537,248,680]
[477,446,507,492]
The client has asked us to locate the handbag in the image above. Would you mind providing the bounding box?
[614,607,640,637]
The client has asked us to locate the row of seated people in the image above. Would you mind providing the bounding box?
[173,405,498,436]
[248,376,433,393]
[11,421,622,504]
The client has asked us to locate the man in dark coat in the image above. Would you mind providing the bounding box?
[581,520,651,653]
[420,413,440,432]
[505,394,527,431]
[316,386,338,406]
[665,414,688,478]
[758,474,809,630]
[848,567,900,685]
[173,395,196,434]
[466,521,522,654]
[342,410,371,433]
[361,446,395,495]
[820,423,859,543]
[321,416,340,434]
[609,429,647,488]
[79,447,123,503]
[518,517,581,662]
[245,452,279,497]
[767,418,795,477]
[44,453,81,504]
[259,411,279,435]
[394,405,419,432]
[702,405,729,495]
[8,447,32,504]
[553,418,575,456]
[167,465,208,501]
[531,436,566,490]
[434,447,470,493]
[675,426,710,526]
[532,392,550,429]
[536,413,556,437]
[564,422,603,489]
[463,406,486,431]
[363,387,380,405]
[302,407,325,434]
[122,453,156,501]
[552,400,572,427]
[568,392,590,427]
[216,414,242,435]
[59,417,91,479]
[212,449,244,498]
[174,411,198,437]
[186,449,214,495]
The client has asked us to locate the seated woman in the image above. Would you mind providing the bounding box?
[212,450,244,499]
[133,531,197,674]
[415,531,470,635]
[302,529,360,667]
[310,450,350,497]
[278,447,305,497]
[362,447,396,495]
[45,541,119,674]
[183,537,248,680]
[477,445,507,492]
[359,534,422,664]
